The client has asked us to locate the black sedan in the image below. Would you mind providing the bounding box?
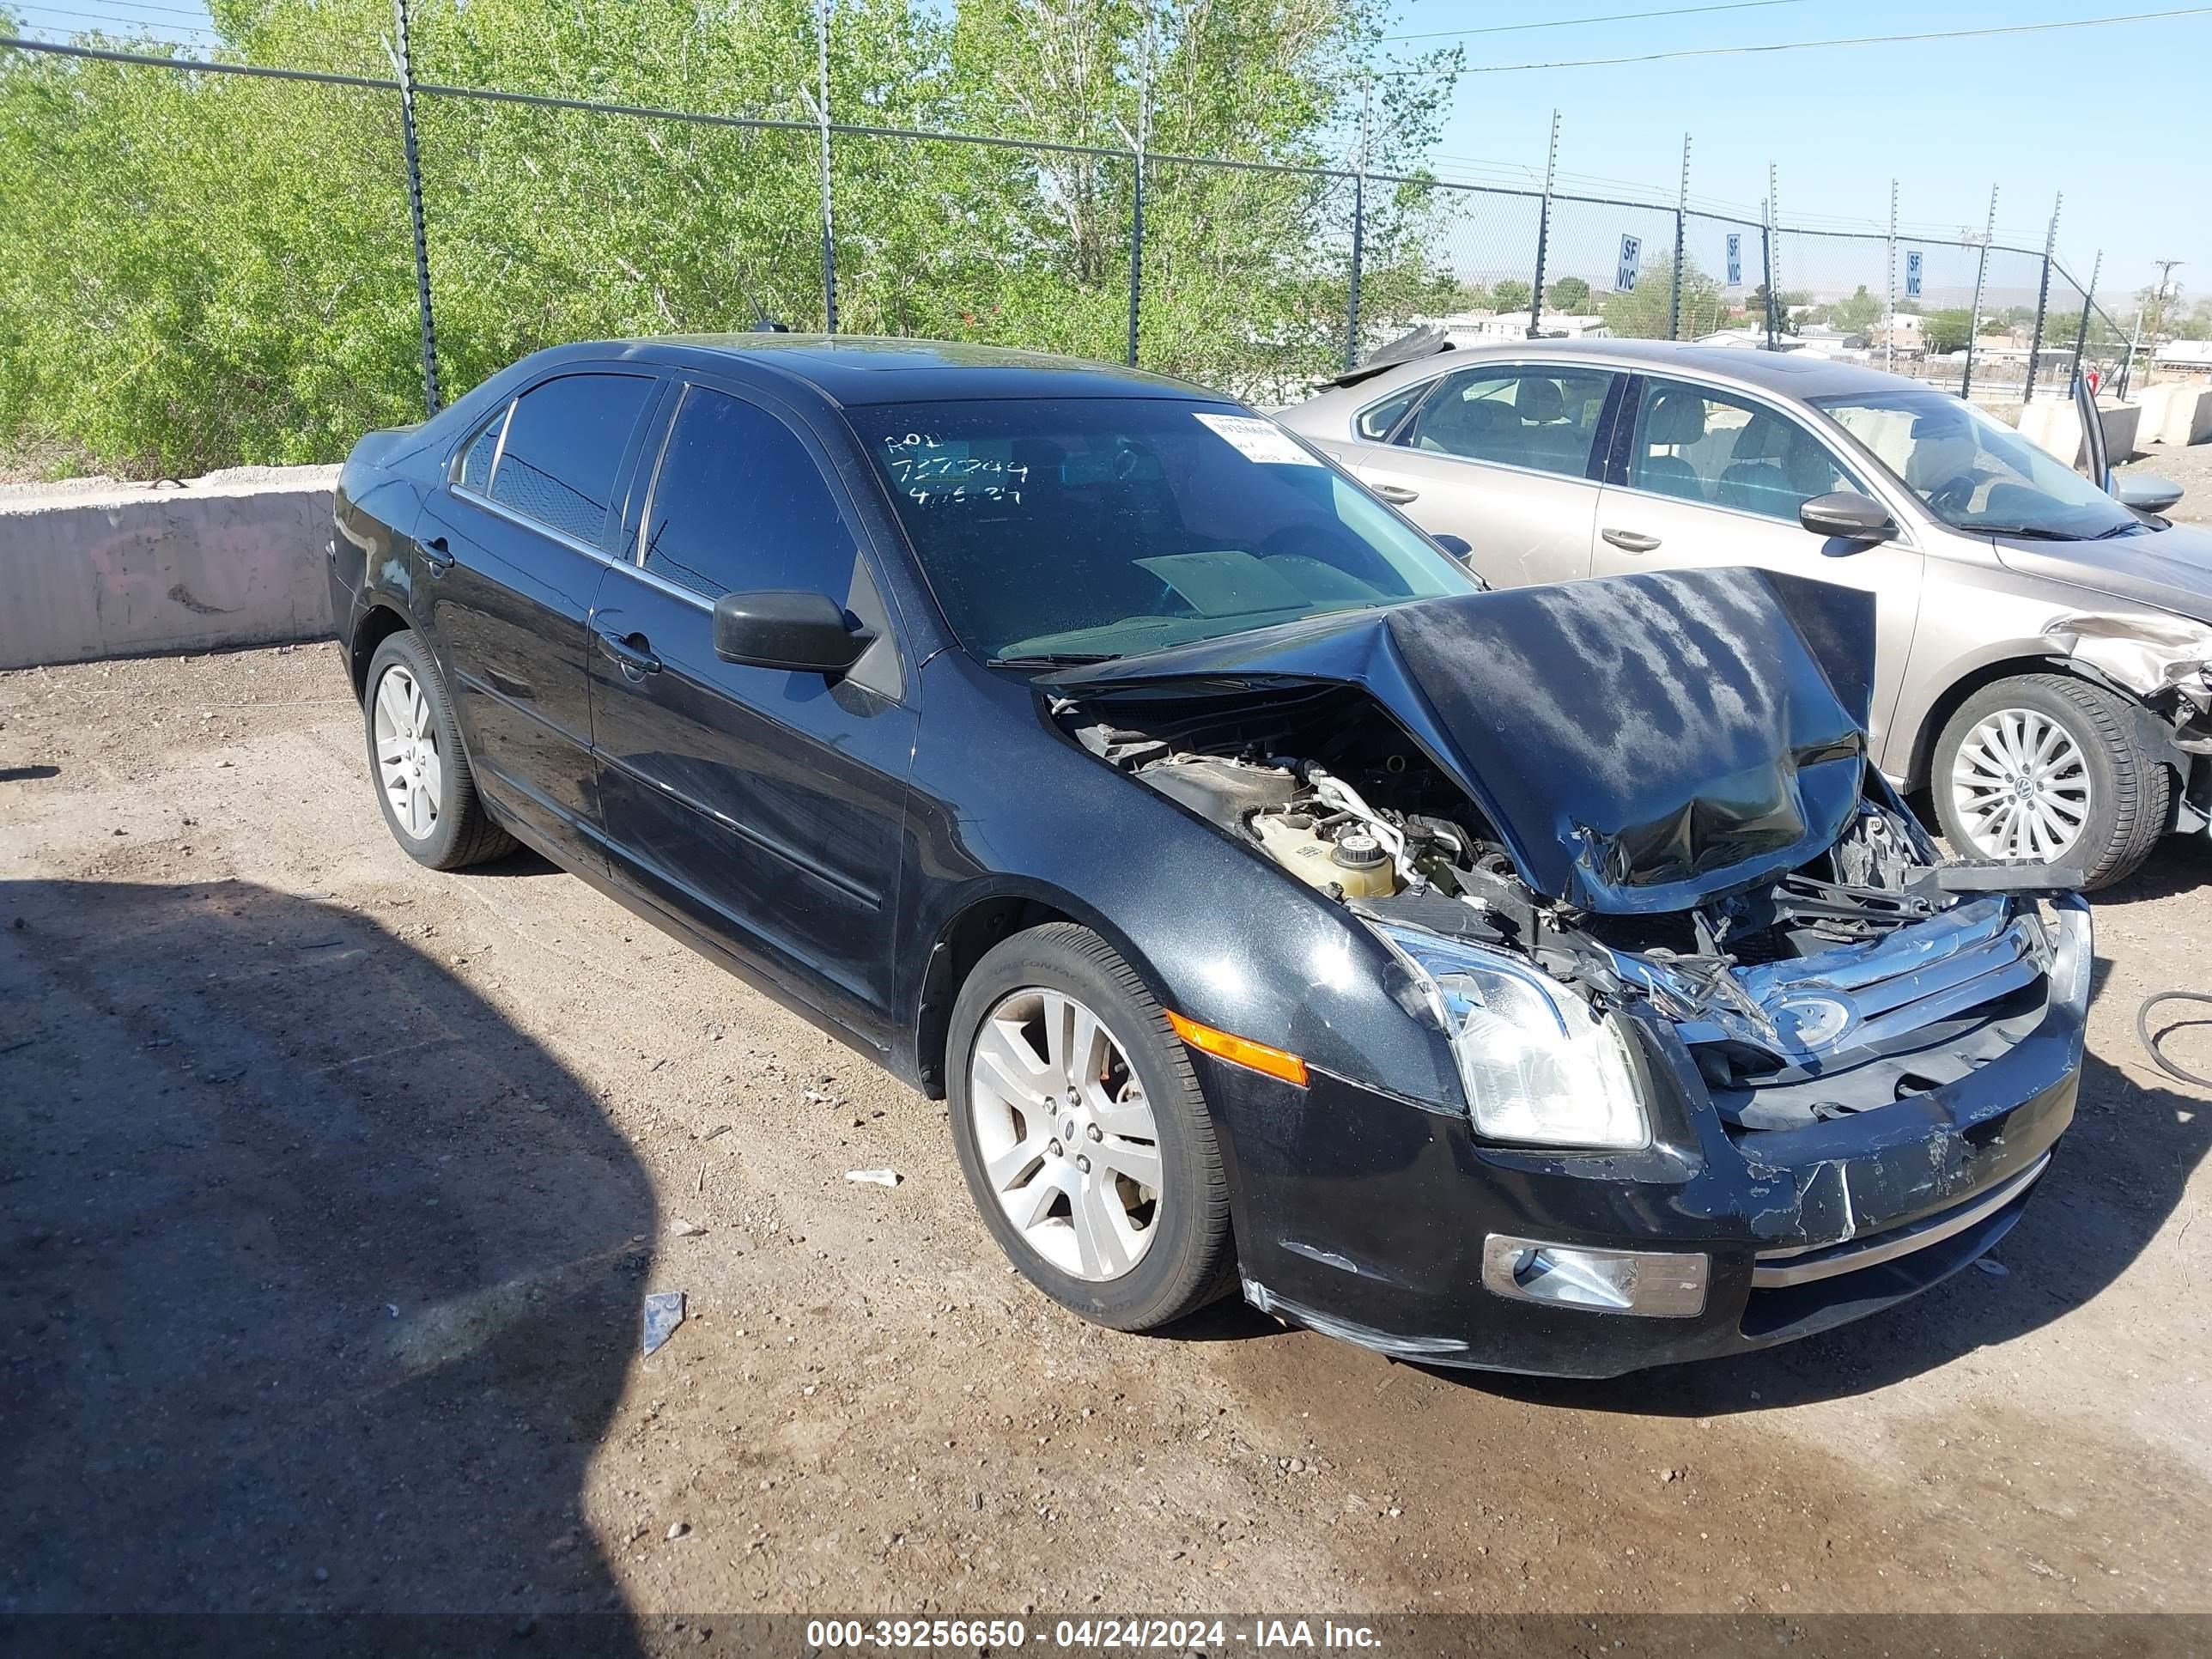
[328,337,2090,1378]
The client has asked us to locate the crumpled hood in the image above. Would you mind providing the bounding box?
[1042,568,1876,915]
[1993,520,2212,623]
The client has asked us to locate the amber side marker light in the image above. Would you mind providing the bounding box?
[1166,1011,1310,1087]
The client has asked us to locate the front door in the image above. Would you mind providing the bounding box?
[588,381,916,1044]
[1589,374,1925,756]
[416,369,659,865]
[1341,362,1620,588]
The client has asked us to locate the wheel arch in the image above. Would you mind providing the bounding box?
[911,880,1175,1101]
[348,600,419,699]
[1906,651,2185,799]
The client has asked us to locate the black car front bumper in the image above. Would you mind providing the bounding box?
[1204,896,2090,1379]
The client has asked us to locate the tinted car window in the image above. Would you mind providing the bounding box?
[641,386,860,602]
[1628,378,1854,520]
[849,398,1476,664]
[1397,365,1614,480]
[455,404,507,491]
[487,372,653,548]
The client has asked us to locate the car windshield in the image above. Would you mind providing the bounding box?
[1810,388,2138,540]
[848,398,1477,664]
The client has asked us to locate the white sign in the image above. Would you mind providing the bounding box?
[1905,249,1923,300]
[1193,412,1319,466]
[1617,234,1642,294]
[1726,234,1742,286]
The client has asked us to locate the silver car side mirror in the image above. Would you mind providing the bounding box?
[2113,474,2184,514]
[1798,491,1898,544]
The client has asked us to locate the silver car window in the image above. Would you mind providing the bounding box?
[1395,365,1614,480]
[1626,377,1857,522]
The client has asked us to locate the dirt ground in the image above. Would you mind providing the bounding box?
[2117,430,2212,525]
[3,644,2209,1630]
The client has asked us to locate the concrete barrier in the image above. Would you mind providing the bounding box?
[2133,382,2212,448]
[0,465,338,671]
[2016,398,2141,470]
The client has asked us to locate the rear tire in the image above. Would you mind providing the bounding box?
[947,922,1235,1332]
[1930,672,2169,890]
[362,631,517,872]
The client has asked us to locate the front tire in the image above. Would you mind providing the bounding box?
[947,923,1234,1332]
[362,632,516,871]
[1931,672,2169,889]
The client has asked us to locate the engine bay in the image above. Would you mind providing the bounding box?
[1061,684,2071,1132]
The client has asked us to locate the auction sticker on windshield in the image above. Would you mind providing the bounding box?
[1194,411,1319,465]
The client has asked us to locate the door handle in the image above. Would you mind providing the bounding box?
[594,627,661,677]
[1601,527,1662,554]
[422,535,455,572]
[1372,483,1420,505]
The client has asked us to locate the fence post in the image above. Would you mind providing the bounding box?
[1763,162,1782,348]
[1883,178,1898,374]
[1759,197,1777,350]
[2022,193,2061,404]
[1119,41,1151,370]
[1961,184,1996,399]
[1528,110,1559,338]
[1343,82,1369,371]
[1668,133,1688,342]
[391,0,440,416]
[2069,249,2101,392]
[815,0,837,332]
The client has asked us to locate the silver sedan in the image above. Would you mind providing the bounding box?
[1278,339,2212,888]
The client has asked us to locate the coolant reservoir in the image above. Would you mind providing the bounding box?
[1252,815,1398,898]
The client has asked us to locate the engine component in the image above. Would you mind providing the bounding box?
[1252,813,1398,898]
[1137,756,1299,830]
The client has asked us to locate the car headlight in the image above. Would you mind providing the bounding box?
[1373,925,1649,1149]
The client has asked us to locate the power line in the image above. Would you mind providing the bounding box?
[1385,0,1812,44]
[16,0,214,19]
[15,5,214,33]
[1462,5,2212,72]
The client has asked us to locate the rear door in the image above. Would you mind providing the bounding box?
[1340,362,1620,588]
[587,379,916,1043]
[1589,373,1923,752]
[415,368,659,866]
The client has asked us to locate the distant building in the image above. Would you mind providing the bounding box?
[2152,340,2212,378]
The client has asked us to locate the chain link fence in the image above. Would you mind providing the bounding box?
[0,24,2129,476]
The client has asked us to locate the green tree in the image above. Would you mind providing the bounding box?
[1830,284,1882,332]
[1,0,1468,473]
[1547,275,1589,313]
[1490,277,1531,313]
[1923,308,1974,353]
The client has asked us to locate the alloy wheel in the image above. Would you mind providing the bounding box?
[967,987,1163,1282]
[1949,707,2091,861]
[373,664,444,842]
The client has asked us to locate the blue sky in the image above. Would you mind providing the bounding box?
[1397,0,2212,307]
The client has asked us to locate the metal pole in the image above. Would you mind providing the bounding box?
[817,0,836,332]
[1760,193,1778,349]
[1961,184,1996,399]
[2023,193,2061,404]
[1884,178,1898,374]
[1123,32,1150,368]
[2070,248,2102,391]
[391,0,439,416]
[1526,110,1559,338]
[1765,161,1784,346]
[1344,79,1369,372]
[1668,132,1688,342]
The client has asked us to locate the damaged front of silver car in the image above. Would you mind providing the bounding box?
[1044,567,2091,1376]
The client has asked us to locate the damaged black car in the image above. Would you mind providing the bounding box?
[330,337,2092,1378]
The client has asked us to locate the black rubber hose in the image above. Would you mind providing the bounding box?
[2136,991,2212,1090]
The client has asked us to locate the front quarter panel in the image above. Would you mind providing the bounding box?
[899,651,1462,1111]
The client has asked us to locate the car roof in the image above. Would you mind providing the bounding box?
[544,335,1224,408]
[1332,337,1929,404]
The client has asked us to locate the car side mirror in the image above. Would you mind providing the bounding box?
[1799,490,1898,544]
[2113,473,2184,514]
[1431,532,1474,563]
[712,589,872,674]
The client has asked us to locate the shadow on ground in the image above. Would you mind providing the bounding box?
[0,878,653,1639]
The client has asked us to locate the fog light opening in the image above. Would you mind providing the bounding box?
[1481,1235,1709,1319]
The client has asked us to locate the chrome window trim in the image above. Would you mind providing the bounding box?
[447,398,515,490]
[633,382,688,571]
[599,551,714,614]
[447,485,621,568]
